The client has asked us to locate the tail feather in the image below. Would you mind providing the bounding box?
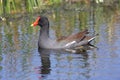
[74,34,98,47]
[88,36,96,42]
[64,34,98,49]
[88,34,99,43]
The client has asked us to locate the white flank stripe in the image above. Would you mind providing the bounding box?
[88,37,96,42]
[65,41,76,47]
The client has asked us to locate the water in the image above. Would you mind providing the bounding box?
[0,5,120,80]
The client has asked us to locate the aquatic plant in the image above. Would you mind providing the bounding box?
[0,0,120,15]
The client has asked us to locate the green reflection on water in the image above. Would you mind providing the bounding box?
[0,66,2,71]
[0,56,2,61]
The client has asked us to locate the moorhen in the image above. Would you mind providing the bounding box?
[31,16,97,52]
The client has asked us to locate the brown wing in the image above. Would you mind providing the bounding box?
[57,29,89,42]
[84,36,93,40]
[57,36,67,41]
[84,33,99,41]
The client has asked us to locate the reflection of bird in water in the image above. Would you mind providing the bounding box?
[36,48,89,79]
[33,49,51,79]
[38,49,51,77]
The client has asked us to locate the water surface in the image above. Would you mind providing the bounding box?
[0,5,120,80]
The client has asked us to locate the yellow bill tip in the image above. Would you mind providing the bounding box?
[31,24,34,26]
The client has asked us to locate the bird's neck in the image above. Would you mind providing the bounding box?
[39,25,49,39]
